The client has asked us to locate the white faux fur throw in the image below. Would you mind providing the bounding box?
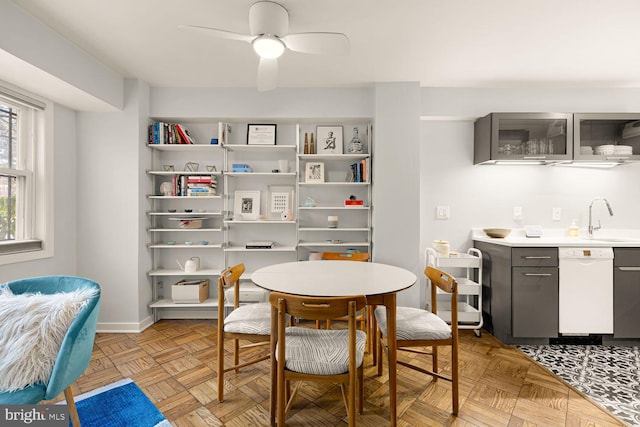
[0,286,97,392]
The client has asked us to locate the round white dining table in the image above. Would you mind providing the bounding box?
[252,260,417,426]
[251,260,416,297]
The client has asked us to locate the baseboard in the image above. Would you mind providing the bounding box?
[156,310,216,320]
[96,315,155,333]
[96,311,217,333]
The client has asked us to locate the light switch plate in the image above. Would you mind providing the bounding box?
[436,205,450,219]
[552,207,562,221]
[513,206,523,220]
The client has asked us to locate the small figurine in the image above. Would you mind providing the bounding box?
[347,127,364,154]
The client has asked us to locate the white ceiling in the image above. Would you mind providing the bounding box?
[11,0,640,91]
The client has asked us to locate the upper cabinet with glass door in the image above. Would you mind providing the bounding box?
[474,113,573,164]
[573,113,640,162]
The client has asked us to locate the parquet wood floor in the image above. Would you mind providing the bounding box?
[48,320,626,426]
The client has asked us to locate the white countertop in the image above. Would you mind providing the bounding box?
[471,228,640,247]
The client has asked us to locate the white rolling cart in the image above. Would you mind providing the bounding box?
[425,247,483,336]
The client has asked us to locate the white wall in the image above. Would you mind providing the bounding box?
[1,104,77,280]
[76,80,150,332]
[150,87,374,119]
[0,1,123,112]
[373,83,422,306]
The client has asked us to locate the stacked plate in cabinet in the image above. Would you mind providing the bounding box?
[593,144,615,156]
[613,145,632,156]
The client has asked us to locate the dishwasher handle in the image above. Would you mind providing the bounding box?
[523,273,553,277]
[523,256,552,259]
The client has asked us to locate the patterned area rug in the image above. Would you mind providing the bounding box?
[518,345,640,426]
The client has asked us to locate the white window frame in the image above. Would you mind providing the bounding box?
[0,84,53,265]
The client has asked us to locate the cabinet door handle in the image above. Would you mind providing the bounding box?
[523,256,552,259]
[523,156,547,160]
[523,273,552,277]
[618,267,640,271]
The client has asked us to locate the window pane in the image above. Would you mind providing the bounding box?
[0,103,18,169]
[0,175,16,240]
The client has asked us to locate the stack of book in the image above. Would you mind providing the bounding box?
[148,122,196,144]
[186,175,217,197]
[168,175,217,196]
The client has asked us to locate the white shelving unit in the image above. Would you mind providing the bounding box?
[145,119,373,321]
[426,247,483,336]
[221,121,298,304]
[296,123,372,259]
[146,121,226,320]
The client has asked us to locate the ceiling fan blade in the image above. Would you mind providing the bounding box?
[282,32,350,55]
[257,57,278,92]
[177,25,253,43]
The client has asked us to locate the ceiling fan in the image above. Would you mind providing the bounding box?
[178,1,350,92]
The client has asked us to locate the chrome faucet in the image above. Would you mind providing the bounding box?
[588,197,614,238]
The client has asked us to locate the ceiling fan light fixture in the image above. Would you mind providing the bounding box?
[252,35,285,59]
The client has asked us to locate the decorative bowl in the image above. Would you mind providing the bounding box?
[483,228,511,238]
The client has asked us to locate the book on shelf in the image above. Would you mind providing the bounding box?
[175,124,196,144]
[148,122,197,144]
[246,241,274,249]
[187,176,215,184]
[348,159,369,183]
[345,199,364,206]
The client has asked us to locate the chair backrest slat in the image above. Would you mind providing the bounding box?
[321,252,370,262]
[269,292,366,321]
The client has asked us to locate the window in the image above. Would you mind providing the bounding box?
[0,86,49,261]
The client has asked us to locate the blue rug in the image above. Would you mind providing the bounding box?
[71,378,170,427]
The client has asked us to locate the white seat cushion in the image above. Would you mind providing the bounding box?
[278,327,366,375]
[223,302,271,335]
[375,306,451,340]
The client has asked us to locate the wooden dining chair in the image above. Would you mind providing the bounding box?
[270,292,367,426]
[217,263,272,402]
[319,252,370,336]
[374,265,460,415]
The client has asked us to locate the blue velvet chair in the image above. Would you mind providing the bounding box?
[0,276,101,427]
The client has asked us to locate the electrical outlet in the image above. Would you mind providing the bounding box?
[436,205,450,220]
[552,207,562,221]
[513,206,523,220]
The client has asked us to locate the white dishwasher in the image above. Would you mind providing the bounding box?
[558,247,614,335]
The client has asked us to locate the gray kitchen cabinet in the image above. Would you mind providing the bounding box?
[474,242,559,344]
[573,113,640,162]
[613,248,640,338]
[512,266,558,338]
[474,113,573,164]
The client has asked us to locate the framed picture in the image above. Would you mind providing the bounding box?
[268,185,294,220]
[305,162,325,183]
[233,190,261,220]
[316,126,343,154]
[247,124,277,145]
